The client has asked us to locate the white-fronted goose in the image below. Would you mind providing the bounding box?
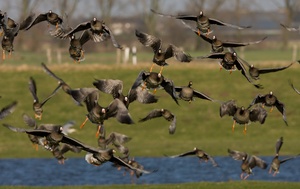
[139,108,176,134]
[28,77,60,120]
[26,10,63,30]
[151,9,250,35]
[175,81,214,103]
[93,78,158,109]
[166,147,218,167]
[220,100,267,134]
[269,137,300,176]
[80,90,134,137]
[135,29,192,73]
[228,148,268,180]
[63,17,122,49]
[248,91,287,126]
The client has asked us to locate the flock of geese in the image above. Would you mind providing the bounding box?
[1,8,300,182]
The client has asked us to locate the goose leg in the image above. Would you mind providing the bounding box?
[243,124,247,135]
[232,120,236,132]
[243,174,250,180]
[80,117,89,129]
[34,113,42,120]
[95,125,101,137]
[81,50,84,59]
[153,88,157,94]
[268,166,272,174]
[206,29,210,37]
[159,66,164,75]
[2,50,5,60]
[270,106,274,113]
[240,172,244,180]
[33,144,39,151]
[149,63,155,72]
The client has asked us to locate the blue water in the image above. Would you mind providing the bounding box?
[0,156,299,186]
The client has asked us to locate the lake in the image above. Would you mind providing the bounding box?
[0,156,300,186]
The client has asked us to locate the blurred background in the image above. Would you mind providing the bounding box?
[1,0,300,65]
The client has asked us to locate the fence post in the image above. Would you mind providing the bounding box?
[132,46,137,65]
[123,47,130,64]
[57,48,62,64]
[46,47,52,64]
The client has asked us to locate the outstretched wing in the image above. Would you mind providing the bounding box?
[249,155,268,169]
[275,100,288,126]
[166,148,197,158]
[222,36,267,47]
[228,148,248,161]
[151,9,198,22]
[258,62,294,74]
[167,44,192,62]
[193,90,214,101]
[135,29,161,53]
[280,23,300,32]
[138,109,163,122]
[289,80,300,95]
[209,18,251,29]
[28,77,39,103]
[41,63,65,83]
[25,13,47,30]
[249,104,267,124]
[219,100,237,117]
[0,101,17,120]
[63,21,91,37]
[275,137,283,155]
[93,79,123,99]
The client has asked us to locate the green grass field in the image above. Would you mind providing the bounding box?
[0,50,300,188]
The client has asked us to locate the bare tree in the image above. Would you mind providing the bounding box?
[97,0,116,22]
[281,0,300,49]
[144,0,159,35]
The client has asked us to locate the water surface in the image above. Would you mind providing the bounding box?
[0,156,299,186]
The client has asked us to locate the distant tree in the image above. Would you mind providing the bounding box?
[96,0,116,22]
[281,0,300,49]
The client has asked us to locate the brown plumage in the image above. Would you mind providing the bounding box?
[220,100,267,134]
[133,70,179,105]
[93,78,158,109]
[181,20,265,53]
[237,57,294,80]
[166,147,218,167]
[199,48,263,89]
[151,9,250,35]
[174,81,214,103]
[63,17,122,49]
[269,137,300,176]
[0,12,35,59]
[26,10,63,30]
[228,148,268,180]
[139,108,176,134]
[41,63,98,106]
[80,90,134,137]
[135,29,192,73]
[28,77,60,120]
[248,91,287,126]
